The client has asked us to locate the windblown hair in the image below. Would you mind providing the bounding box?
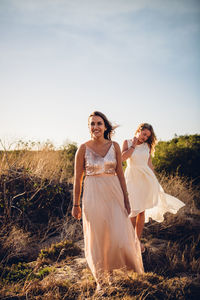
[135,123,157,155]
[88,111,115,140]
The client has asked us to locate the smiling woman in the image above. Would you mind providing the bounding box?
[71,111,144,291]
[88,111,114,141]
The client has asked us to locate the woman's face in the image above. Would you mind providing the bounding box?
[88,115,107,139]
[137,128,151,143]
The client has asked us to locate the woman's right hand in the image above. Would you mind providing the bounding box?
[72,206,82,220]
[131,136,138,148]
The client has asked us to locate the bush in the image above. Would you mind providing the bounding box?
[0,262,34,283]
[0,141,77,232]
[0,168,72,232]
[153,135,200,184]
[39,240,81,262]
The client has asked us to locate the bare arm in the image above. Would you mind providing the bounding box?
[148,155,154,172]
[71,144,85,220]
[147,145,154,172]
[114,141,131,214]
[121,138,137,162]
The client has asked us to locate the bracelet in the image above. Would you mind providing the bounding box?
[131,146,135,149]
[73,204,80,207]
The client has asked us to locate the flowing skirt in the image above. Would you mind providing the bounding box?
[82,174,144,281]
[125,165,185,222]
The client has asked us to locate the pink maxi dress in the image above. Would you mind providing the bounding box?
[82,143,144,281]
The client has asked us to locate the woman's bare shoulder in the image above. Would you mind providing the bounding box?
[112,141,121,153]
[84,140,93,147]
[112,140,120,147]
[122,139,130,150]
[76,143,86,156]
[123,139,129,144]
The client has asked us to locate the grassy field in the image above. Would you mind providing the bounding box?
[0,144,199,299]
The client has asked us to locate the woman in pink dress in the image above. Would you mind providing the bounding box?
[72,111,143,290]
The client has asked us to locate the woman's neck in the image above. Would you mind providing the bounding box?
[91,137,107,145]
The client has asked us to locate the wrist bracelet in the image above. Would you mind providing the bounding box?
[131,146,135,149]
[73,204,80,207]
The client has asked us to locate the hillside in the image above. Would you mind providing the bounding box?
[0,139,199,299]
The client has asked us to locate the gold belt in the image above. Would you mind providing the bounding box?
[86,173,116,177]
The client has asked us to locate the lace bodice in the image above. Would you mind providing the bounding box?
[85,143,117,176]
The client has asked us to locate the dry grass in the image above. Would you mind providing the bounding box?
[0,139,76,183]
[158,172,199,210]
[1,182,199,299]
[0,141,199,299]
[0,225,37,265]
[1,267,198,300]
[0,142,75,242]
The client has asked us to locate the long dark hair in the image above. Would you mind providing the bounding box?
[88,111,114,140]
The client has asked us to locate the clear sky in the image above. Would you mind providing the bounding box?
[1,0,200,149]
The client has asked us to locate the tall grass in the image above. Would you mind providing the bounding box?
[0,140,199,299]
[0,139,77,183]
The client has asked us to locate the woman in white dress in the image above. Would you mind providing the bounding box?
[72,111,144,290]
[122,123,185,252]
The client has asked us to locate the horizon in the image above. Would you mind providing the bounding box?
[0,132,199,151]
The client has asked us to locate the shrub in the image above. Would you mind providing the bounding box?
[39,240,81,262]
[0,262,34,283]
[153,135,200,183]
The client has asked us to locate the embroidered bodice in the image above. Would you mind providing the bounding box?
[85,143,117,176]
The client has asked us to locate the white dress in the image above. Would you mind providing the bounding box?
[124,140,185,223]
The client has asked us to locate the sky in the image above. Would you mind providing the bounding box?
[0,0,200,149]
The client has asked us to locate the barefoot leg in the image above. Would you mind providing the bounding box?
[136,211,145,239]
[130,216,136,228]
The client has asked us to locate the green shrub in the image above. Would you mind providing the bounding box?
[36,266,55,279]
[39,240,81,261]
[0,262,34,283]
[153,135,200,183]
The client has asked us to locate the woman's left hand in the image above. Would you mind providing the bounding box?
[72,206,82,220]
